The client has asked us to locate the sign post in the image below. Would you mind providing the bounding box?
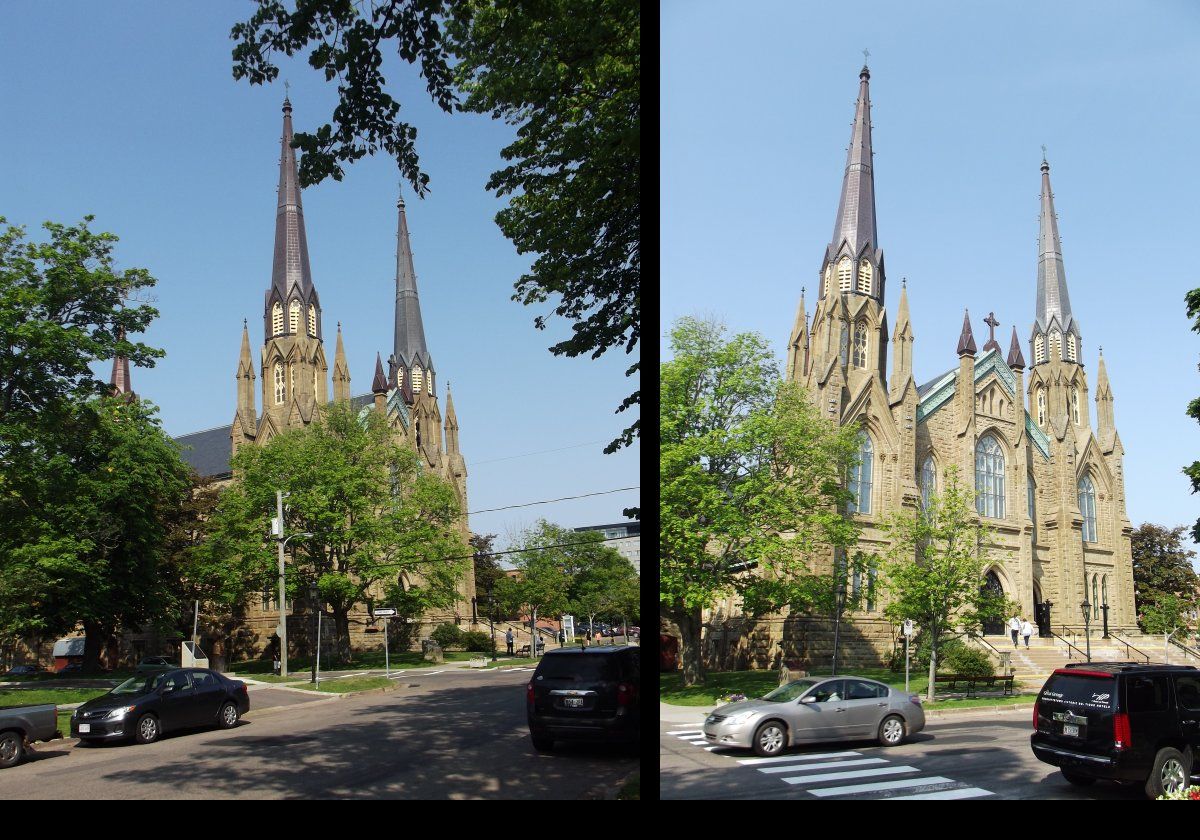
[374,608,397,678]
[902,619,914,693]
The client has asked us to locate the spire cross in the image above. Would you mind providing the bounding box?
[863,48,870,63]
[284,80,290,96]
[1041,144,1047,160]
[984,312,1000,344]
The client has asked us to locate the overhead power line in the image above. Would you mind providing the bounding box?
[467,440,606,467]
[468,486,639,515]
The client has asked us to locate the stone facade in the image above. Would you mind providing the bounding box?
[709,66,1135,670]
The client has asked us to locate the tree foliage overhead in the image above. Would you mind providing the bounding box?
[660,316,862,686]
[1184,289,1200,541]
[205,402,467,664]
[231,1,640,455]
[1131,523,1199,634]
[880,466,1011,701]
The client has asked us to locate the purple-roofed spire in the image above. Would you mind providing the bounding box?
[1035,156,1078,341]
[109,328,135,400]
[371,352,389,394]
[387,186,434,401]
[1007,326,1026,370]
[957,310,977,357]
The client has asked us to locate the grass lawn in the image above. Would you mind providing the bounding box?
[485,658,540,669]
[617,772,639,800]
[0,687,111,707]
[660,668,1034,707]
[293,676,394,693]
[229,649,488,675]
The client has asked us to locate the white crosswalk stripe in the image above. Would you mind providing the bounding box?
[808,776,955,797]
[737,751,862,765]
[759,757,886,774]
[782,766,921,786]
[667,730,704,736]
[687,739,709,745]
[887,787,995,800]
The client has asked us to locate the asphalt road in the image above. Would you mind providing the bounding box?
[0,667,638,799]
[661,708,1195,800]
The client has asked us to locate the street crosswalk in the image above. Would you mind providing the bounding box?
[664,728,995,800]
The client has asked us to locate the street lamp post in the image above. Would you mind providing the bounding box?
[309,582,319,685]
[1101,603,1110,639]
[274,489,313,678]
[486,583,497,663]
[1080,600,1092,662]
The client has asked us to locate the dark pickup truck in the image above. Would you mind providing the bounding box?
[1,703,60,768]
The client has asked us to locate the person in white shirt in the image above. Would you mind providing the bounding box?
[1020,618,1034,648]
[1008,615,1021,648]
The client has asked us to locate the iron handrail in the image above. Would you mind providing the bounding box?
[1168,636,1200,663]
[1051,629,1087,661]
[1109,632,1151,663]
[966,633,1011,674]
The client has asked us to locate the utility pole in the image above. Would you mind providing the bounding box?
[277,490,288,677]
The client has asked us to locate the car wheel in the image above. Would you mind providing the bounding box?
[0,731,24,768]
[134,714,160,745]
[1145,747,1191,799]
[531,733,554,752]
[753,720,787,757]
[1061,770,1097,786]
[877,715,906,747]
[218,701,239,729]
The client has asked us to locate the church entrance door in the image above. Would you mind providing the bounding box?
[981,571,1004,635]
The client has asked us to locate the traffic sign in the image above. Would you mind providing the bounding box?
[903,619,914,637]
[373,608,397,617]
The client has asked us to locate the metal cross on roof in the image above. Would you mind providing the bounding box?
[863,48,870,62]
[984,312,1000,344]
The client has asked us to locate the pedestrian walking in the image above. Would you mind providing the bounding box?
[505,628,514,655]
[272,653,280,676]
[1008,615,1021,648]
[1021,618,1034,648]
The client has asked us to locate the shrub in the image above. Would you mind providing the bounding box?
[430,623,463,649]
[942,645,996,678]
[461,630,495,652]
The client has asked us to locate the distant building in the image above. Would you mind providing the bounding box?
[575,522,641,575]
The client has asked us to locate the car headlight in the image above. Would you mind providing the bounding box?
[107,705,136,720]
[71,708,78,719]
[722,711,757,726]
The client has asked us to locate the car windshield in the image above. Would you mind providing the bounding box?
[535,655,618,681]
[111,673,167,695]
[762,679,818,702]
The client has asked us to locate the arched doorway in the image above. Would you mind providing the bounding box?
[981,570,1004,635]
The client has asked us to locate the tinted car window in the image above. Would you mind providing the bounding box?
[1039,674,1116,711]
[1175,675,1200,712]
[163,671,192,692]
[846,679,887,700]
[762,680,817,702]
[808,680,846,703]
[191,671,216,688]
[536,655,617,681]
[1126,675,1168,713]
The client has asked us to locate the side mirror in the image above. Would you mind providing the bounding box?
[800,695,816,704]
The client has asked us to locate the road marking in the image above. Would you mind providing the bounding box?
[737,751,862,766]
[666,730,703,736]
[887,787,995,800]
[782,766,920,786]
[759,757,887,774]
[424,670,447,676]
[807,775,955,797]
[687,739,708,745]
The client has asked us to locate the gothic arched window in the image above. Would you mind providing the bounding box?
[308,304,317,337]
[1066,333,1077,363]
[857,259,873,295]
[838,257,853,292]
[867,564,877,612]
[1079,475,1097,543]
[1037,388,1047,427]
[1050,330,1062,361]
[920,455,937,511]
[273,362,285,404]
[848,432,873,514]
[975,434,1005,518]
[1072,387,1081,425]
[1034,334,1046,364]
[852,322,868,367]
[289,300,301,335]
[271,302,283,337]
[412,365,424,395]
[823,263,832,296]
[1028,473,1037,541]
[1092,575,1099,619]
[839,322,849,367]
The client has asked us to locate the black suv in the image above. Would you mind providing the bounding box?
[526,645,639,751]
[1031,663,1200,798]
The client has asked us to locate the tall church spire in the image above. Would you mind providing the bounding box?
[332,323,350,403]
[1031,156,1080,364]
[388,187,434,402]
[821,63,883,302]
[109,328,135,400]
[264,95,321,341]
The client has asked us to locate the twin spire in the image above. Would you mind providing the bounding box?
[388,187,435,399]
[828,64,879,267]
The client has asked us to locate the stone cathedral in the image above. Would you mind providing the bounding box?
[709,65,1136,667]
[175,97,476,659]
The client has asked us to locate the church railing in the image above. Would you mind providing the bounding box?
[1167,636,1200,665]
[1051,627,1087,661]
[1108,632,1151,664]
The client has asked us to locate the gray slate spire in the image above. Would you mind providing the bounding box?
[826,65,881,272]
[957,309,977,357]
[1007,325,1026,370]
[1035,157,1078,340]
[388,188,434,396]
[109,328,134,400]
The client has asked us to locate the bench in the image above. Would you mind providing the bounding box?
[515,643,545,658]
[933,673,1015,699]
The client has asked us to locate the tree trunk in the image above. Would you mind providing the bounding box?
[926,626,938,703]
[676,604,704,687]
[333,609,352,666]
[81,620,105,674]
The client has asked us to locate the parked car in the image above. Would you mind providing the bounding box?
[59,663,83,675]
[71,668,248,745]
[527,645,639,751]
[3,665,43,677]
[135,656,174,673]
[1031,662,1200,798]
[703,676,926,756]
[0,703,60,768]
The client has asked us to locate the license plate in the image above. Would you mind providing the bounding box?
[1063,724,1080,737]
[78,724,91,733]
[564,697,584,708]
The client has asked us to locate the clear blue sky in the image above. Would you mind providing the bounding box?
[2,2,639,551]
[662,1,1200,566]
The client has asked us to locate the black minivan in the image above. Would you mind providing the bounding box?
[1031,663,1200,798]
[526,645,639,751]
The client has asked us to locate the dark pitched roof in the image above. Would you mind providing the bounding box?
[917,367,956,399]
[174,392,376,479]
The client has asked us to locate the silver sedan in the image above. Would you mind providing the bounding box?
[702,676,926,756]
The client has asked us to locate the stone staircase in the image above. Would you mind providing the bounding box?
[980,632,1200,680]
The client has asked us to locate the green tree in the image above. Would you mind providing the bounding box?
[231,1,640,457]
[207,402,467,664]
[495,520,576,657]
[660,317,862,687]
[0,396,192,671]
[566,529,639,642]
[1131,523,1199,634]
[880,466,1009,701]
[1184,288,1200,541]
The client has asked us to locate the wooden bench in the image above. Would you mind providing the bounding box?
[515,642,545,658]
[933,673,1015,699]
